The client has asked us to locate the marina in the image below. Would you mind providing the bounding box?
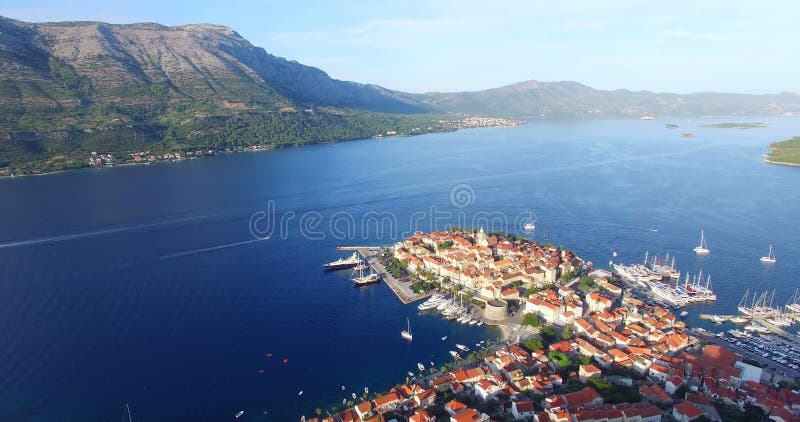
[612,251,716,308]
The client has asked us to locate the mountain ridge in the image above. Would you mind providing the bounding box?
[1,16,799,173]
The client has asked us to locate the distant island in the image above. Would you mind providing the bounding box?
[765,136,800,167]
[701,122,766,129]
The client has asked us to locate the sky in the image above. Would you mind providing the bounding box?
[2,0,799,94]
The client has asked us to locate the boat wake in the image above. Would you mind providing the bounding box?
[0,214,218,249]
[159,238,269,260]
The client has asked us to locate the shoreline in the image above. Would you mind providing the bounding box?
[763,158,800,167]
[0,122,523,180]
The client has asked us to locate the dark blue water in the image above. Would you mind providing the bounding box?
[1,117,799,420]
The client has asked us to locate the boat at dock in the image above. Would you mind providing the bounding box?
[351,263,380,287]
[455,344,470,353]
[417,362,425,372]
[449,350,461,360]
[760,244,776,264]
[324,252,363,270]
[710,315,728,324]
[693,230,710,255]
[401,318,413,341]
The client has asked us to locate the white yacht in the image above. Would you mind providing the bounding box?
[324,252,362,270]
[693,230,710,255]
[760,245,776,264]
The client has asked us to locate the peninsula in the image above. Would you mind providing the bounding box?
[305,232,797,422]
[765,136,800,167]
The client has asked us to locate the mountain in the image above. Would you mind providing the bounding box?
[415,80,800,118]
[0,17,425,115]
[1,16,799,173]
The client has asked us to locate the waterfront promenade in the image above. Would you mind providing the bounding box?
[355,248,431,305]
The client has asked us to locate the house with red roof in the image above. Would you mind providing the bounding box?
[579,364,602,383]
[546,387,603,409]
[511,401,537,420]
[673,401,705,421]
[409,410,435,422]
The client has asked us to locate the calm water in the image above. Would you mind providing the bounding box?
[1,117,799,420]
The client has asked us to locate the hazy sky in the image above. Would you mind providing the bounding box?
[2,0,798,94]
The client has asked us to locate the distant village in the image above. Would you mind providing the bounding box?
[306,230,800,422]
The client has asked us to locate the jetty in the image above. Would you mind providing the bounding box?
[343,246,431,305]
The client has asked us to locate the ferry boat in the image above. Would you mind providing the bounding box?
[401,318,413,341]
[760,245,776,264]
[693,230,710,255]
[324,252,362,270]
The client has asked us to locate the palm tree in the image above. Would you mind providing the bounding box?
[315,408,322,417]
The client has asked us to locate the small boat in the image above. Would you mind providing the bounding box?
[430,361,435,366]
[283,358,289,364]
[477,321,484,326]
[407,371,414,377]
[469,319,478,325]
[710,315,727,324]
[449,350,461,360]
[441,336,447,341]
[352,393,356,399]
[341,385,346,391]
[364,387,369,394]
[693,230,710,255]
[730,316,748,324]
[256,369,265,374]
[324,252,362,270]
[760,245,776,264]
[641,115,655,120]
[680,311,689,318]
[455,344,470,353]
[298,390,303,396]
[235,410,244,419]
[401,318,413,341]
[417,362,425,372]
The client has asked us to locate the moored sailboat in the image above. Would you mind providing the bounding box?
[401,318,413,341]
[760,244,776,264]
[693,230,710,255]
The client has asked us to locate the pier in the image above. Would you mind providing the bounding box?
[348,247,431,305]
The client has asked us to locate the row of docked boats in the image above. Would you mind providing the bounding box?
[613,252,716,308]
[417,294,483,326]
[738,289,800,327]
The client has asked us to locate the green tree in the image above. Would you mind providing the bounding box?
[562,325,575,340]
[522,313,543,327]
[539,326,556,344]
[521,337,544,352]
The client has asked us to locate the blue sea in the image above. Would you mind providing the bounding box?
[1,116,799,420]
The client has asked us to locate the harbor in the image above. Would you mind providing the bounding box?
[612,251,717,308]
